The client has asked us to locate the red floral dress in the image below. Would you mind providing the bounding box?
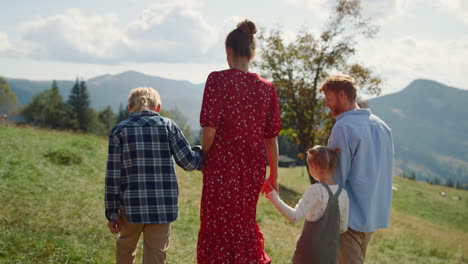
[197,69,281,264]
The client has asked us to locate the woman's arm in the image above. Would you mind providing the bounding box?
[201,126,216,156]
[262,136,279,193]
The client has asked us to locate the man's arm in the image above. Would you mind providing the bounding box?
[328,125,352,187]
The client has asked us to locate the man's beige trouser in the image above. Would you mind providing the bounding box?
[338,227,373,264]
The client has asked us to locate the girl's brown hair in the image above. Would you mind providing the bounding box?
[306,145,341,172]
[225,19,257,58]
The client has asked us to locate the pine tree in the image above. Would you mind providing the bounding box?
[67,78,91,131]
[45,80,68,129]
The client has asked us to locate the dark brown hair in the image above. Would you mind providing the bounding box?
[225,19,257,58]
[307,145,340,172]
[319,74,357,101]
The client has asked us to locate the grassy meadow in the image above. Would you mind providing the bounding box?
[0,126,467,263]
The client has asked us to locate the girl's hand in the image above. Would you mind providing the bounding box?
[261,178,278,194]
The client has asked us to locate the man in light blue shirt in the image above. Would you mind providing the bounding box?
[319,74,394,264]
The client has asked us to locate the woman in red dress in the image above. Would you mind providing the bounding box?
[197,19,281,264]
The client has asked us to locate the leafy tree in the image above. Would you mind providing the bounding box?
[161,107,194,145]
[85,109,104,136]
[116,103,129,123]
[447,177,454,188]
[0,77,18,115]
[255,0,383,181]
[278,135,301,162]
[22,91,48,126]
[98,105,117,135]
[68,78,91,131]
[22,80,68,129]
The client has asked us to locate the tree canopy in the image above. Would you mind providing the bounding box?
[0,77,18,115]
[256,0,383,157]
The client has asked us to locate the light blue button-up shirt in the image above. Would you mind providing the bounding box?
[328,108,394,232]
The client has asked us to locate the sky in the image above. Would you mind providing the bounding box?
[0,0,467,97]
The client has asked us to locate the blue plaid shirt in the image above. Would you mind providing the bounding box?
[105,111,203,224]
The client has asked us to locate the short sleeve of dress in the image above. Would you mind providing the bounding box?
[264,83,281,138]
[200,72,224,129]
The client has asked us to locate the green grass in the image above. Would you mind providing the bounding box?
[1,126,467,263]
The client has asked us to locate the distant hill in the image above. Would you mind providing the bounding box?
[5,73,468,185]
[6,71,205,127]
[368,79,468,185]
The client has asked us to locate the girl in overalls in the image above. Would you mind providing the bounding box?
[264,145,349,264]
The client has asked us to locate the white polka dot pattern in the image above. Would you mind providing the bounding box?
[197,69,280,264]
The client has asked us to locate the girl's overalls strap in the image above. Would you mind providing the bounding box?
[320,182,342,198]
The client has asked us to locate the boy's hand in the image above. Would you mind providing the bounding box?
[107,219,122,234]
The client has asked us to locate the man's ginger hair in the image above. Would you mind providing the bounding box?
[319,74,357,101]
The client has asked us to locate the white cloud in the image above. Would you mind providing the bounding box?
[355,34,468,95]
[283,0,332,21]
[11,1,222,64]
[360,0,413,24]
[434,0,468,25]
[20,9,125,63]
[283,0,414,25]
[0,32,12,52]
[123,2,218,62]
[360,0,468,25]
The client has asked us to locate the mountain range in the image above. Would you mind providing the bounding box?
[4,72,468,184]
[369,79,468,185]
[6,71,204,127]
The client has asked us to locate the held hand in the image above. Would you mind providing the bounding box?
[107,219,122,234]
[261,181,270,194]
[261,178,279,194]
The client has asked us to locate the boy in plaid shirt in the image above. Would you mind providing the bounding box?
[105,87,203,264]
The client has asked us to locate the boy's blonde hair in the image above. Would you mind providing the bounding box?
[307,145,340,172]
[128,87,161,112]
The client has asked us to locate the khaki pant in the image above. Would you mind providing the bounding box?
[116,212,171,264]
[338,228,373,264]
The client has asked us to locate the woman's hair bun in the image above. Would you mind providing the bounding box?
[237,19,257,36]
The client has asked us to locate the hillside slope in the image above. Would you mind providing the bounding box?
[0,126,466,263]
[369,79,468,185]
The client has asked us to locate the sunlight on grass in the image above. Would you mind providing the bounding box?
[1,126,467,263]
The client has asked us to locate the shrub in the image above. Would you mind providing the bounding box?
[44,149,82,165]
